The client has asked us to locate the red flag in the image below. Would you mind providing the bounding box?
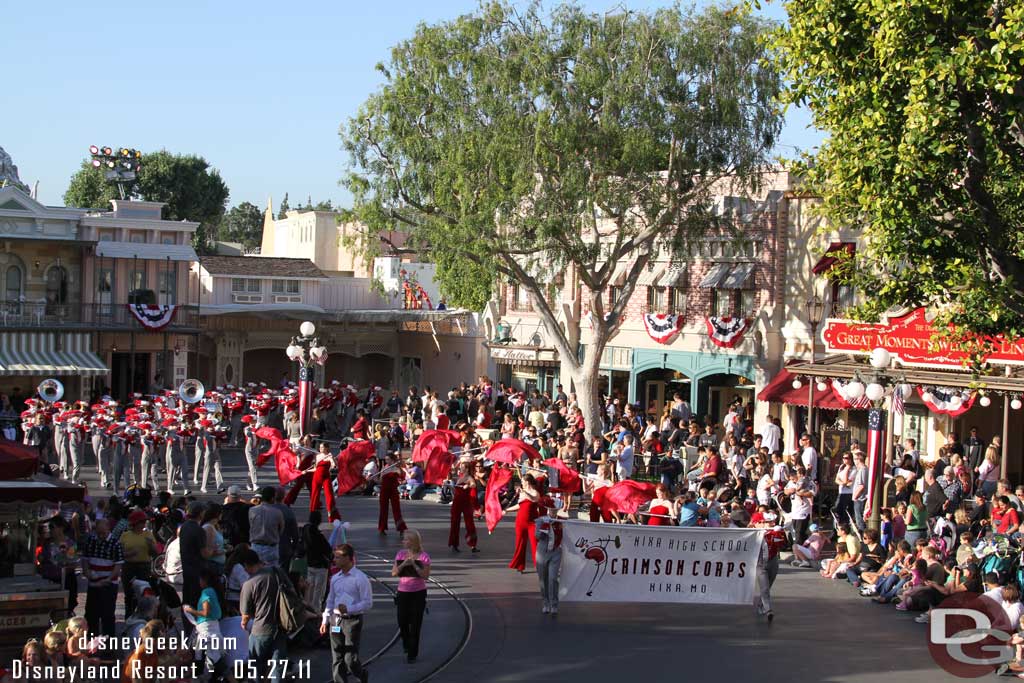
[603,480,657,514]
[423,446,456,485]
[485,466,514,533]
[543,458,580,494]
[336,440,376,496]
[411,429,462,463]
[253,427,304,485]
[485,438,541,465]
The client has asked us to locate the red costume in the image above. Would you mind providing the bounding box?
[378,470,407,533]
[449,484,478,550]
[351,416,369,440]
[646,503,671,526]
[509,496,544,572]
[589,486,613,523]
[308,460,341,522]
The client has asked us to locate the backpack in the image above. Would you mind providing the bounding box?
[273,567,308,636]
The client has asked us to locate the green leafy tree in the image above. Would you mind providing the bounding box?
[219,201,264,250]
[770,0,1024,338]
[63,150,229,254]
[342,1,782,436]
[277,193,290,218]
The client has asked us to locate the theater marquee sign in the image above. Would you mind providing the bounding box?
[821,308,1024,369]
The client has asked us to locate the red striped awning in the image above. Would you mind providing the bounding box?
[812,242,856,275]
[757,368,848,410]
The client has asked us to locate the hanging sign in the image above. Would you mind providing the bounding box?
[559,521,762,604]
[643,313,683,344]
[705,316,749,348]
[126,303,176,330]
[821,308,1024,369]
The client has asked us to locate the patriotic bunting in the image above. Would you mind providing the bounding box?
[830,379,873,409]
[126,303,176,330]
[918,386,975,416]
[642,313,684,344]
[705,316,749,348]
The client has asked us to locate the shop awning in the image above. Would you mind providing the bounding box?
[0,333,108,377]
[637,263,666,286]
[699,263,732,288]
[757,368,849,410]
[812,242,856,275]
[786,355,1024,393]
[661,265,687,287]
[721,263,755,289]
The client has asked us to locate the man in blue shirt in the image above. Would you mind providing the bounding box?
[678,491,702,527]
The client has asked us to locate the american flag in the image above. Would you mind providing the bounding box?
[831,379,873,409]
[864,408,886,521]
[892,388,905,416]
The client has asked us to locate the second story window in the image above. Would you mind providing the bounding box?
[609,286,623,307]
[646,286,667,313]
[129,270,146,292]
[159,270,177,304]
[98,269,113,304]
[511,283,531,311]
[161,232,176,245]
[711,289,732,318]
[669,286,687,316]
[4,264,22,302]
[129,232,146,244]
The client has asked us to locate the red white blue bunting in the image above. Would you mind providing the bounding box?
[917,386,975,417]
[127,303,176,331]
[643,313,683,344]
[704,316,748,348]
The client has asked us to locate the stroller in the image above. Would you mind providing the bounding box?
[976,534,1019,585]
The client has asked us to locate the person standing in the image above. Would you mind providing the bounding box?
[271,487,299,571]
[120,510,157,619]
[448,462,478,552]
[79,518,123,638]
[799,434,819,483]
[784,467,815,546]
[534,506,563,615]
[199,423,225,494]
[964,427,986,481]
[392,530,431,663]
[303,510,333,612]
[250,487,285,567]
[760,418,782,455]
[240,549,287,683]
[509,474,544,573]
[165,426,191,495]
[833,452,855,523]
[322,543,373,683]
[178,502,206,634]
[377,454,408,535]
[242,415,260,492]
[851,451,869,530]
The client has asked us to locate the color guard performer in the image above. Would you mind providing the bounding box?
[241,415,260,492]
[509,473,545,573]
[377,453,407,535]
[448,461,479,553]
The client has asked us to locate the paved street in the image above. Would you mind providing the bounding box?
[74,446,965,682]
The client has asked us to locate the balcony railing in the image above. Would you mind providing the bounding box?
[0,301,199,330]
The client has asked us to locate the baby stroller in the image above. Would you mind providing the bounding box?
[977,534,1019,585]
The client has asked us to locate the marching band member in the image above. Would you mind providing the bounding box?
[242,415,260,492]
[192,420,205,487]
[535,503,563,614]
[140,427,159,489]
[378,453,408,535]
[164,420,191,495]
[448,461,479,552]
[111,424,128,494]
[90,414,104,480]
[198,420,225,494]
[66,414,84,485]
[97,424,114,490]
[52,407,68,477]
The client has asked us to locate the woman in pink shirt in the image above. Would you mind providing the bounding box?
[392,529,431,664]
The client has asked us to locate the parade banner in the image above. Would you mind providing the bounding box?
[559,521,762,605]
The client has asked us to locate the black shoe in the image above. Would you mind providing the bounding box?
[407,655,416,663]
[767,611,774,624]
[450,545,460,552]
[471,547,480,553]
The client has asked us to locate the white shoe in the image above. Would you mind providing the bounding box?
[200,488,208,494]
[542,605,550,614]
[550,607,558,615]
[915,613,930,624]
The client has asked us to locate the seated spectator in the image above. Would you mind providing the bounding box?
[820,525,859,579]
[992,496,1021,536]
[123,595,159,642]
[865,540,914,601]
[791,524,827,568]
[896,546,946,611]
[846,528,885,587]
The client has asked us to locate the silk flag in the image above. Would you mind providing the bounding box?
[424,448,456,485]
[411,429,462,463]
[603,480,658,514]
[254,426,304,485]
[559,521,762,604]
[336,440,376,496]
[544,458,580,494]
[485,438,541,465]
[485,466,514,533]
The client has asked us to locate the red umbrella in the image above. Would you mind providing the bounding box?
[485,439,541,465]
[603,480,658,514]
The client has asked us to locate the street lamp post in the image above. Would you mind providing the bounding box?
[286,320,328,435]
[805,295,825,436]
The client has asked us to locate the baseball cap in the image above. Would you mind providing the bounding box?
[227,485,241,498]
[128,510,147,525]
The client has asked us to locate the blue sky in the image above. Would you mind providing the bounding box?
[6,0,822,210]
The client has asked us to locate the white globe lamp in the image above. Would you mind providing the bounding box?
[979,395,992,407]
[922,390,934,403]
[1013,398,1022,411]
[869,347,891,369]
[792,378,803,390]
[865,382,885,402]
[299,321,316,338]
[896,383,913,400]
[816,381,828,392]
[948,394,962,408]
[845,380,865,400]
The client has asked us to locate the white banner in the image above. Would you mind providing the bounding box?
[559,521,763,605]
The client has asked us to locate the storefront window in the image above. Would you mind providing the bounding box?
[646,287,667,313]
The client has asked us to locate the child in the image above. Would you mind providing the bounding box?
[44,630,67,668]
[791,524,828,568]
[956,532,976,567]
[880,509,894,550]
[892,501,907,542]
[183,567,225,679]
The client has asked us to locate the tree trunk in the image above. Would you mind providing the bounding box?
[568,342,606,442]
